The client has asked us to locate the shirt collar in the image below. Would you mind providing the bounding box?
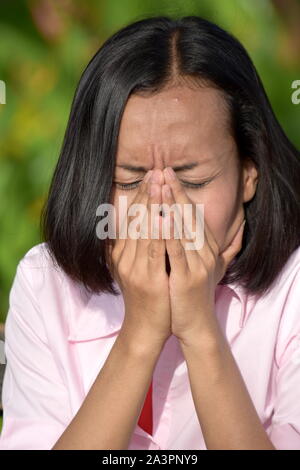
[217,280,252,329]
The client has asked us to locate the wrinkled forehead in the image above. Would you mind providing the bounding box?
[115,85,232,170]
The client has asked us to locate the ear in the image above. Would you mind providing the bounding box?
[242,158,259,203]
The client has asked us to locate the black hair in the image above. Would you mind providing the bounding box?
[40,15,300,298]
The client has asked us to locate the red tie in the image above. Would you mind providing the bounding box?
[138,380,153,435]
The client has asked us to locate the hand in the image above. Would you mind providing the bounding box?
[107,169,172,351]
[161,166,246,345]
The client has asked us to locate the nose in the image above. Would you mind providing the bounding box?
[151,168,164,185]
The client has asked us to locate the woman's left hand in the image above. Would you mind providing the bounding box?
[161,166,246,345]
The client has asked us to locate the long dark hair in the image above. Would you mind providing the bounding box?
[40,15,300,298]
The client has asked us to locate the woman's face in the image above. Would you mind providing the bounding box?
[112,85,258,254]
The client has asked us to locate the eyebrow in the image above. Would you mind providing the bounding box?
[116,162,199,173]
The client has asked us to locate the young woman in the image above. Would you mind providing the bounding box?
[0,15,299,450]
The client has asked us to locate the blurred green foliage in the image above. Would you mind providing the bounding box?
[0,0,300,324]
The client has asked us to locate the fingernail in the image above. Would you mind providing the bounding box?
[167,167,176,180]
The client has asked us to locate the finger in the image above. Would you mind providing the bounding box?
[163,166,190,205]
[163,166,218,261]
[112,170,153,266]
[161,184,189,277]
[146,181,167,277]
[200,213,221,258]
[218,219,246,281]
[163,166,206,248]
[133,176,158,269]
[162,183,200,274]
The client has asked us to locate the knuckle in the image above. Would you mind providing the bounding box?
[111,249,119,266]
[117,259,129,279]
[128,274,140,289]
[184,267,198,283]
[129,273,148,293]
[168,244,184,258]
[196,261,209,280]
[148,242,164,259]
[109,257,118,275]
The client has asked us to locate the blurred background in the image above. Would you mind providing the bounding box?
[0,0,300,429]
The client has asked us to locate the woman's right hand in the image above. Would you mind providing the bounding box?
[108,169,172,351]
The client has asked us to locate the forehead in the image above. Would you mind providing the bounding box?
[116,85,231,165]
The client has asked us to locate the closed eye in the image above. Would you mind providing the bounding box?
[113,179,211,190]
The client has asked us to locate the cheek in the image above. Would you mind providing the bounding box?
[188,182,242,250]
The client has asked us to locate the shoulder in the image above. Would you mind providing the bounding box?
[270,245,300,368]
[15,242,67,289]
[18,242,58,269]
[5,243,87,349]
[7,243,70,325]
[259,245,300,303]
[279,245,300,284]
[272,245,300,309]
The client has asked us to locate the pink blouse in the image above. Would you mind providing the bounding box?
[0,242,300,450]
